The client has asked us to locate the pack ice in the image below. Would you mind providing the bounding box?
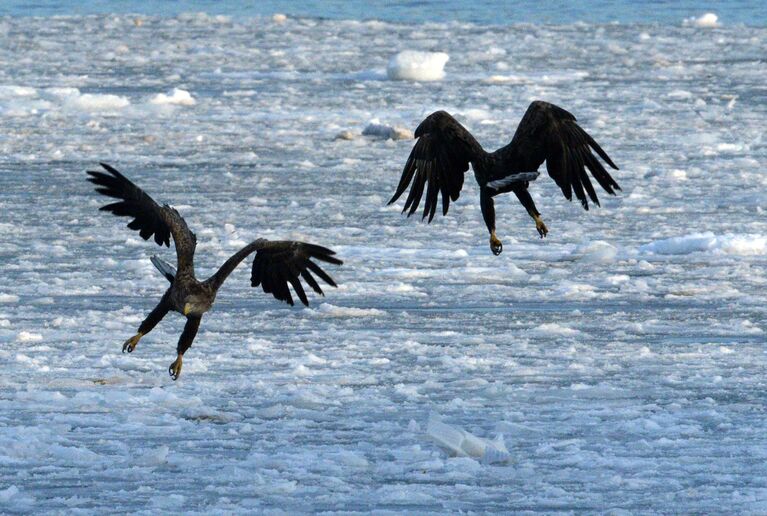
[0,11,765,514]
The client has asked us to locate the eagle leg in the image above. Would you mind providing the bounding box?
[168,316,201,380]
[125,294,171,354]
[512,186,548,239]
[122,333,143,353]
[481,189,503,255]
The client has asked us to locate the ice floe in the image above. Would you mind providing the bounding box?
[0,12,765,514]
[362,121,413,140]
[640,233,766,256]
[685,13,719,28]
[149,88,196,106]
[309,303,386,317]
[387,50,449,81]
[426,414,512,464]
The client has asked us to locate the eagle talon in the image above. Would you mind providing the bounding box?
[490,233,503,256]
[534,215,548,238]
[122,333,142,354]
[168,356,183,381]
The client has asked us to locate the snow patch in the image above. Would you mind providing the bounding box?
[387,51,449,81]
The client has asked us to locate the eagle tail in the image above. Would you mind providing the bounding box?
[486,171,540,191]
[150,255,176,283]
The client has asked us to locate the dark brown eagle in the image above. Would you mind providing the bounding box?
[88,163,342,380]
[388,101,620,255]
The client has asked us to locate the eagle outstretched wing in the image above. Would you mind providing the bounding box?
[503,101,620,210]
[205,239,343,307]
[87,163,197,274]
[388,111,484,222]
[250,241,342,306]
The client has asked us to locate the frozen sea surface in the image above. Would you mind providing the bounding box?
[0,13,766,513]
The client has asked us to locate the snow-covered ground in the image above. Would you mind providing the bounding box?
[0,13,765,513]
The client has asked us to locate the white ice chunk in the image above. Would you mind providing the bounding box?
[573,240,618,263]
[0,85,36,98]
[272,13,287,23]
[426,414,512,464]
[667,89,694,99]
[362,120,413,140]
[640,233,766,256]
[65,92,130,111]
[387,50,449,81]
[685,13,719,28]
[310,303,386,318]
[222,223,247,248]
[150,88,196,106]
[16,331,43,342]
[529,322,580,337]
[484,74,528,84]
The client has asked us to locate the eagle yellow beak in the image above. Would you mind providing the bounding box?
[183,304,192,316]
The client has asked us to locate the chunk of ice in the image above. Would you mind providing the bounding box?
[149,88,196,106]
[362,121,413,140]
[426,414,512,464]
[685,13,719,28]
[387,50,449,81]
[640,233,766,256]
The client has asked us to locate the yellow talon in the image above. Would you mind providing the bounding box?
[534,214,548,238]
[122,333,143,353]
[169,354,183,381]
[489,231,503,256]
